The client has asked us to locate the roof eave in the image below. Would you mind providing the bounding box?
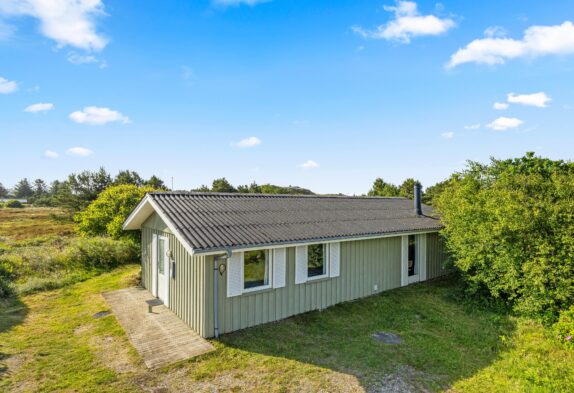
[192,227,443,256]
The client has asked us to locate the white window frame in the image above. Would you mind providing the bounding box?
[242,249,273,293]
[306,243,329,281]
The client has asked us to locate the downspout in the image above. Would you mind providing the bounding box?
[213,248,232,338]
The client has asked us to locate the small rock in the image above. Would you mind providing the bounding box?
[93,310,111,319]
[372,332,402,344]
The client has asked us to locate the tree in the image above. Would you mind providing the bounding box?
[75,184,160,241]
[423,179,449,206]
[436,152,574,322]
[146,175,166,190]
[65,167,112,211]
[211,178,237,193]
[114,170,143,186]
[33,179,48,197]
[368,178,399,197]
[14,178,34,198]
[398,178,420,199]
[194,185,211,192]
[0,182,8,198]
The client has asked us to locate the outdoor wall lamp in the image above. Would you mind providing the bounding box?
[168,250,176,279]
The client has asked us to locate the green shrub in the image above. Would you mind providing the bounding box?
[75,184,159,240]
[5,200,24,208]
[0,276,14,298]
[437,153,574,322]
[63,237,139,270]
[554,307,574,350]
[0,237,139,298]
[0,255,21,281]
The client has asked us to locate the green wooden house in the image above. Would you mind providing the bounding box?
[123,189,449,338]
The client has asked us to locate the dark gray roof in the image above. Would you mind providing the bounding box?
[147,192,442,253]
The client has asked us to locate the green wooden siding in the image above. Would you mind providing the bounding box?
[426,232,450,280]
[140,212,449,338]
[205,236,403,337]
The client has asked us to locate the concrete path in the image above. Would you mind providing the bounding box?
[103,287,214,369]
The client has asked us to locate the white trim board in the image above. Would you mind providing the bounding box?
[123,195,195,257]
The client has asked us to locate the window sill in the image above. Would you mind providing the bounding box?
[242,285,272,295]
[305,275,331,284]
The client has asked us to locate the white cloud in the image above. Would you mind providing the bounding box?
[25,102,54,113]
[441,131,454,139]
[235,136,262,148]
[300,160,319,169]
[484,26,507,38]
[212,0,270,6]
[67,52,97,64]
[493,102,509,110]
[352,1,455,43]
[464,123,481,130]
[44,150,59,159]
[507,92,551,108]
[69,106,130,125]
[0,0,108,51]
[448,21,574,68]
[0,76,17,94]
[67,52,107,67]
[66,147,93,157]
[486,117,523,131]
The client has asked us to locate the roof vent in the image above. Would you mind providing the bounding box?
[414,182,422,216]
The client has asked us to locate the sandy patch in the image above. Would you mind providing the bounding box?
[368,365,441,393]
[90,335,141,374]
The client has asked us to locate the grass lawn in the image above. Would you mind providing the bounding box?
[1,266,573,392]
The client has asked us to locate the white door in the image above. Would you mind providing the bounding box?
[156,236,169,305]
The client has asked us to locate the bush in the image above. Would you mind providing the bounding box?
[64,237,139,270]
[5,200,24,208]
[75,184,159,240]
[0,237,139,298]
[554,307,574,350]
[437,153,574,322]
[0,276,14,298]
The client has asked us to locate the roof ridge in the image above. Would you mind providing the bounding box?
[149,191,409,200]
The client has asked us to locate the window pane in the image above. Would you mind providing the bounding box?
[244,250,269,289]
[408,235,416,276]
[308,244,325,277]
[158,238,165,274]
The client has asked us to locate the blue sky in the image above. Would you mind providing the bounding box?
[1,0,574,194]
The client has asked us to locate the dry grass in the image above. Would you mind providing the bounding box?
[0,207,75,242]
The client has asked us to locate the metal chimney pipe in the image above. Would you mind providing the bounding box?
[414,182,422,216]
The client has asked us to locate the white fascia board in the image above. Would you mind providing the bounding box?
[146,197,195,257]
[123,194,196,257]
[123,194,153,230]
[195,229,440,256]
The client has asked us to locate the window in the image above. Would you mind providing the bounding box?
[408,235,416,276]
[244,250,270,290]
[308,244,327,278]
[158,237,165,275]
